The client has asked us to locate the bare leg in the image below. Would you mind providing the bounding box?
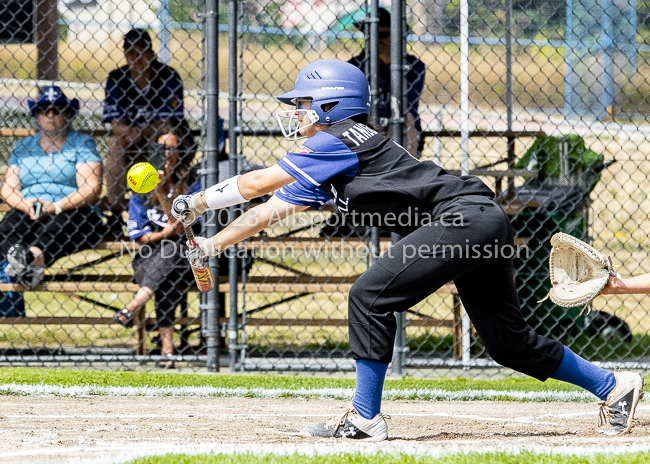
[115,286,154,324]
[158,326,175,368]
[159,326,174,355]
[29,247,45,268]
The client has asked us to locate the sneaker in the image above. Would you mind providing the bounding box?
[17,267,45,289]
[300,407,389,441]
[5,244,44,289]
[598,369,645,436]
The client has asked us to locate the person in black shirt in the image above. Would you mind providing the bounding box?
[172,60,644,440]
[349,7,426,157]
[102,29,184,209]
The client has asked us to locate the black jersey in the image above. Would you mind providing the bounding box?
[102,60,184,127]
[276,119,494,236]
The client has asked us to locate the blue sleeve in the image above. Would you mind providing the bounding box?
[74,134,102,164]
[277,132,358,189]
[103,75,124,122]
[157,70,184,120]
[187,179,201,195]
[406,58,426,117]
[275,182,334,209]
[127,195,152,240]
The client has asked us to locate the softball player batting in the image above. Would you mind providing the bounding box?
[173,60,644,440]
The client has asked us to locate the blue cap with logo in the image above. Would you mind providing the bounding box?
[27,85,79,118]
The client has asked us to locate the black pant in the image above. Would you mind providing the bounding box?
[348,195,564,381]
[0,207,108,267]
[133,238,251,328]
[132,239,193,328]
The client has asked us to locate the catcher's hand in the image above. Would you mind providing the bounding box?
[540,232,618,313]
[600,275,626,295]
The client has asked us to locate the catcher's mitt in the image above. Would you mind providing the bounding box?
[539,232,618,313]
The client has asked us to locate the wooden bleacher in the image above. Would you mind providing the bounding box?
[0,126,540,358]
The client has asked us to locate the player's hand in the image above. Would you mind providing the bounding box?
[187,236,217,264]
[601,275,625,295]
[186,244,205,267]
[172,194,208,225]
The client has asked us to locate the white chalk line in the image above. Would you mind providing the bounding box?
[4,414,161,419]
[0,383,608,403]
[2,441,650,464]
[0,412,561,423]
[0,413,559,427]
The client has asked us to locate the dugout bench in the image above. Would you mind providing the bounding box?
[0,237,468,357]
[0,127,542,361]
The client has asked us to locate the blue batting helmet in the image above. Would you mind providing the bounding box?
[277,59,370,124]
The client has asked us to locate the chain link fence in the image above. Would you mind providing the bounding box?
[0,0,649,374]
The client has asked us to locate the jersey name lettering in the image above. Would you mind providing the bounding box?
[328,184,350,212]
[342,123,378,147]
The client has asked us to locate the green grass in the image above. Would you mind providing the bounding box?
[0,367,603,393]
[125,451,650,464]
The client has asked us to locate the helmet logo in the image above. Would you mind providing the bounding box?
[321,86,344,90]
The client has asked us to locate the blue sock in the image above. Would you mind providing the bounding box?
[352,359,389,419]
[550,346,616,400]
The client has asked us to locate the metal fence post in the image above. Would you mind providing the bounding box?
[228,0,241,372]
[203,0,221,372]
[369,0,380,127]
[389,0,406,377]
[564,0,574,117]
[36,0,58,80]
[158,0,171,65]
[369,0,381,297]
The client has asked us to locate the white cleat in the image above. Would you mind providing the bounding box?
[598,369,645,436]
[300,407,389,441]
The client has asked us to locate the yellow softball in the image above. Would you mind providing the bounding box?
[127,162,159,194]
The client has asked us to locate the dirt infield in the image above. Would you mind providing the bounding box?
[0,397,648,463]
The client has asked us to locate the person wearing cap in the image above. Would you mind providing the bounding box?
[0,86,107,303]
[348,7,426,157]
[102,28,185,210]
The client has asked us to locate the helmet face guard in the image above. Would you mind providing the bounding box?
[276,60,370,140]
[275,108,320,140]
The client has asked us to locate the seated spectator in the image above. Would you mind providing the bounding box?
[349,7,426,157]
[113,118,262,368]
[113,119,197,368]
[0,86,107,315]
[103,28,184,211]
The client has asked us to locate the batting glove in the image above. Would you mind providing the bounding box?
[187,236,218,265]
[172,194,208,225]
